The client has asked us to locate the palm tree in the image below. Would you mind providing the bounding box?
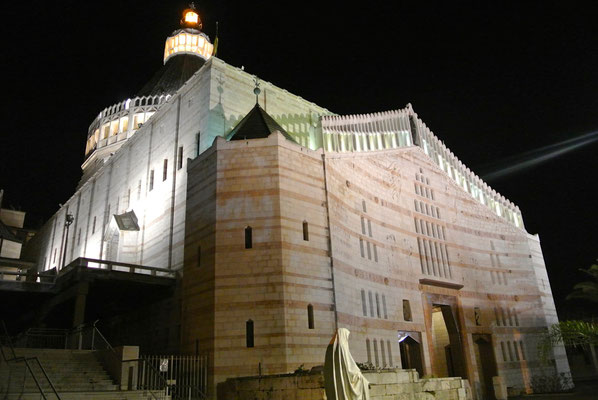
[566,262,598,304]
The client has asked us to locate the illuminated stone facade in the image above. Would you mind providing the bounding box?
[26,8,570,400]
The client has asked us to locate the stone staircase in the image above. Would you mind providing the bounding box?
[0,348,164,400]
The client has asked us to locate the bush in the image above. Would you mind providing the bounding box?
[530,372,573,394]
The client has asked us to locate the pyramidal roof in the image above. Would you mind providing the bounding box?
[137,54,206,96]
[226,104,297,143]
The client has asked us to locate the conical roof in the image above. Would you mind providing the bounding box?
[227,104,297,143]
[136,54,206,97]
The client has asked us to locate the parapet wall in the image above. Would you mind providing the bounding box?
[217,368,472,400]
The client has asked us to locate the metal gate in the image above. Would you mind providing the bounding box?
[142,355,208,399]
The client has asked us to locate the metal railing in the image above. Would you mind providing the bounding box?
[0,321,62,400]
[14,320,114,351]
[0,256,177,283]
[142,355,208,400]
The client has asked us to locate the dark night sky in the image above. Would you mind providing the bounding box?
[1,1,597,312]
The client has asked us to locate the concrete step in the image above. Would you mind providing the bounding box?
[4,347,119,393]
[1,390,169,400]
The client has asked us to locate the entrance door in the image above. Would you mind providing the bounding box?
[473,334,498,400]
[430,304,465,377]
[398,332,424,377]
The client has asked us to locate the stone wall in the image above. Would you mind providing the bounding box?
[217,369,471,400]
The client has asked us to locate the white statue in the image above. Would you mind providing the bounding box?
[324,328,370,400]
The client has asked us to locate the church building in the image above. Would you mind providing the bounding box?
[25,5,570,398]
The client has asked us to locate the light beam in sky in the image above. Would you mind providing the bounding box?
[481,130,598,181]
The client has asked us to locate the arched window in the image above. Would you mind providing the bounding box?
[307,304,314,329]
[302,221,309,241]
[245,226,252,249]
[246,319,254,348]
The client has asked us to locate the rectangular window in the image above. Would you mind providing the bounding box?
[403,299,412,321]
[302,221,309,241]
[361,289,367,316]
[380,337,386,366]
[366,339,371,363]
[149,170,154,191]
[373,339,379,367]
[361,217,366,234]
[382,294,387,319]
[367,220,372,237]
[368,291,374,317]
[360,238,365,258]
[387,340,393,367]
[178,146,184,170]
[92,216,97,234]
[519,341,526,360]
[163,159,168,181]
[245,227,253,249]
[366,241,371,260]
[246,320,254,348]
[197,245,201,268]
[507,341,514,361]
[375,293,381,318]
[373,244,378,262]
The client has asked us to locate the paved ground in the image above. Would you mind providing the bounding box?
[509,380,598,400]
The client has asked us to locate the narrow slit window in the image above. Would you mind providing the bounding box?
[375,293,381,318]
[367,220,372,237]
[366,339,371,363]
[359,238,365,257]
[500,342,507,362]
[92,216,97,234]
[362,200,367,213]
[149,170,154,191]
[163,159,168,181]
[381,338,387,366]
[178,146,184,170]
[403,299,412,321]
[77,228,81,246]
[246,319,254,348]
[197,245,201,268]
[373,339,379,367]
[361,289,367,316]
[303,221,309,241]
[387,340,393,367]
[519,341,526,360]
[368,291,374,317]
[245,226,253,249]
[307,304,314,329]
[382,294,388,319]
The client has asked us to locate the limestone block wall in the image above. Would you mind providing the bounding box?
[183,133,337,393]
[31,57,330,277]
[217,369,472,400]
[321,146,569,393]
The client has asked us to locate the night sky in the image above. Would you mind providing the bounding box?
[2,1,597,313]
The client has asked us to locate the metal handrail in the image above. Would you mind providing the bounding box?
[1,320,62,400]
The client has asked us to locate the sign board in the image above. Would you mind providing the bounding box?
[159,358,168,372]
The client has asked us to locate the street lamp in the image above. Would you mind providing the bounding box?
[61,213,74,269]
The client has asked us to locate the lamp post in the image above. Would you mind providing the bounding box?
[62,213,74,269]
